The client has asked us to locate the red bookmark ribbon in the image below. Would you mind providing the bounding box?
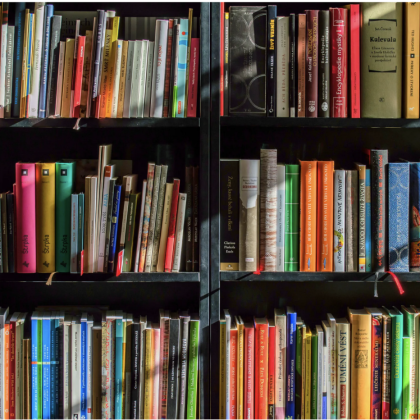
[386,271,405,295]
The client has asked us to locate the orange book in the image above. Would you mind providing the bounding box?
[4,321,10,419]
[317,161,334,271]
[300,161,317,271]
[229,326,238,419]
[254,318,268,420]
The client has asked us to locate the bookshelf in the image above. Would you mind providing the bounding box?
[210,2,420,417]
[0,2,210,418]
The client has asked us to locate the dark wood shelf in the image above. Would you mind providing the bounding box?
[220,271,420,282]
[221,116,420,129]
[0,272,200,283]
[0,117,200,129]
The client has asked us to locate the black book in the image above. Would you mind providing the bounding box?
[185,166,193,272]
[167,314,181,419]
[12,3,25,117]
[6,193,14,273]
[229,6,267,116]
[130,319,140,419]
[46,16,62,117]
[289,13,296,117]
[318,10,330,118]
[168,19,179,118]
[224,11,229,116]
[266,5,276,117]
[178,312,190,419]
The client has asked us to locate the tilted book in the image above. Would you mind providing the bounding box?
[333,170,345,272]
[276,17,289,118]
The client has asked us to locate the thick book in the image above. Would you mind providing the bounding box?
[164,179,180,272]
[167,315,181,419]
[388,163,409,272]
[285,164,299,272]
[286,308,297,419]
[15,163,36,273]
[297,14,306,117]
[276,165,286,272]
[318,11,329,117]
[410,163,420,272]
[333,169,345,272]
[274,309,286,419]
[366,169,372,272]
[289,14,296,117]
[229,6,266,116]
[276,17,289,118]
[239,160,260,272]
[46,16,62,117]
[330,8,347,118]
[371,150,388,271]
[254,318,268,419]
[300,161,317,271]
[305,10,319,117]
[260,149,277,272]
[12,3,25,118]
[361,3,402,118]
[267,5,276,117]
[345,170,358,272]
[355,163,366,272]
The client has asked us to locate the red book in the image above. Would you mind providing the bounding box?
[220,2,224,116]
[268,321,276,419]
[15,163,36,273]
[9,317,16,419]
[164,179,180,272]
[73,35,86,118]
[346,4,360,118]
[330,8,348,118]
[305,10,319,117]
[229,327,238,419]
[187,39,200,118]
[163,19,174,118]
[244,321,255,420]
[254,317,269,420]
[4,321,10,419]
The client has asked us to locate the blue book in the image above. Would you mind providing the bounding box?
[286,307,297,419]
[365,169,372,272]
[49,314,56,419]
[38,4,54,118]
[81,314,88,419]
[77,193,84,273]
[410,163,420,271]
[108,184,122,273]
[54,315,60,417]
[12,3,26,117]
[42,313,51,419]
[389,162,410,272]
[31,312,39,420]
[26,13,34,98]
[175,18,189,118]
[115,315,124,419]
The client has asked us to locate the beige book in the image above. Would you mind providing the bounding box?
[92,325,102,420]
[99,27,113,118]
[117,41,128,118]
[111,40,123,118]
[80,29,93,118]
[55,41,66,116]
[61,38,75,118]
[157,183,173,272]
[172,192,187,273]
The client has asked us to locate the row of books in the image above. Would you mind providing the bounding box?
[220,149,414,273]
[0,306,200,419]
[1,145,199,274]
[0,3,199,119]
[220,306,416,420]
[220,3,417,119]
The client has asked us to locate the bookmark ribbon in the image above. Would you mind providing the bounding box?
[386,271,405,295]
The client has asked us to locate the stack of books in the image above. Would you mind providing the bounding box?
[0,3,199,119]
[220,306,415,419]
[220,2,419,119]
[220,149,415,273]
[1,144,199,274]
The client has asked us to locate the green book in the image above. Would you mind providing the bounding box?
[296,320,304,419]
[403,336,410,419]
[385,306,404,419]
[186,316,200,419]
[55,162,75,272]
[311,332,318,419]
[122,193,140,272]
[285,164,299,271]
[37,316,43,418]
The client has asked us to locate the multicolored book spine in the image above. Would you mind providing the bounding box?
[286,308,296,418]
[333,170,345,272]
[410,163,420,272]
[42,314,51,419]
[31,313,39,420]
[115,317,123,419]
[285,165,299,271]
[175,18,188,118]
[268,321,276,419]
[356,164,366,272]
[371,314,382,419]
[365,169,372,272]
[382,313,392,420]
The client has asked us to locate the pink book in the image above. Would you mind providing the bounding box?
[347,4,360,118]
[187,38,200,117]
[15,163,36,273]
[152,324,161,420]
[244,322,255,419]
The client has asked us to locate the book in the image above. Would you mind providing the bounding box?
[361,3,403,118]
[274,309,286,419]
[185,167,193,272]
[220,316,226,419]
[6,193,14,273]
[305,10,319,118]
[175,19,188,118]
[134,180,147,273]
[355,163,366,272]
[12,3,25,118]
[164,179,180,272]
[122,193,140,272]
[178,312,190,419]
[186,316,199,420]
[157,183,173,272]
[187,38,199,117]
[243,321,254,420]
[285,164,299,272]
[4,25,14,118]
[172,193,187,273]
[318,10,329,118]
[345,170,358,272]
[103,178,116,272]
[314,325,323,419]
[116,40,128,118]
[297,14,306,117]
[72,35,86,118]
[55,41,65,116]
[192,166,199,272]
[70,195,78,273]
[336,318,350,419]
[276,165,286,272]
[326,314,337,418]
[228,320,237,419]
[304,327,312,419]
[366,169,372,272]
[333,169,345,272]
[144,41,154,117]
[184,9,193,117]
[268,319,275,419]
[266,6,276,117]
[255,317,268,419]
[19,9,29,117]
[162,19,174,117]
[61,38,74,117]
[410,163,420,272]
[122,40,134,118]
[286,308,297,419]
[276,17,289,118]
[107,184,121,273]
[0,3,9,119]
[289,14,296,118]
[171,25,180,117]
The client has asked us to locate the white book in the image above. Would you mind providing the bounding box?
[55,41,66,116]
[63,314,71,419]
[138,40,149,118]
[129,40,142,118]
[87,315,93,419]
[150,20,169,118]
[134,180,147,272]
[98,164,116,272]
[315,325,324,420]
[322,320,332,419]
[28,5,44,117]
[0,307,9,414]
[276,164,286,271]
[111,40,122,118]
[334,170,346,272]
[71,316,81,419]
[88,176,98,273]
[172,192,187,272]
[276,17,289,117]
[336,318,350,419]
[327,314,337,418]
[123,40,135,118]
[71,194,78,273]
[274,308,287,418]
[86,16,97,118]
[144,41,154,117]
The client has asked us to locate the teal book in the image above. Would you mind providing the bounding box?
[386,307,404,419]
[55,162,75,272]
[186,316,200,419]
[175,18,189,118]
[285,164,300,271]
[115,316,123,419]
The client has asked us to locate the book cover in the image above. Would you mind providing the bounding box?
[289,14,296,117]
[305,10,319,117]
[266,6,276,117]
[361,3,403,118]
[286,308,297,419]
[12,3,25,118]
[336,318,350,419]
[174,18,188,118]
[345,170,358,272]
[318,10,329,117]
[276,17,289,117]
[355,164,366,272]
[268,320,276,419]
[274,309,286,419]
[285,164,299,271]
[186,317,199,420]
[244,321,254,419]
[254,318,268,420]
[366,169,372,272]
[61,38,74,117]
[333,169,345,272]
[297,14,306,117]
[187,37,199,117]
[410,163,420,272]
[164,179,180,272]
[276,165,286,271]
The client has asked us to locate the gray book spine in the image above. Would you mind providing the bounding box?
[91,10,104,103]
[46,16,62,117]
[103,178,116,272]
[178,314,190,419]
[318,10,330,117]
[122,40,135,118]
[345,170,358,272]
[138,40,149,118]
[144,41,154,117]
[129,40,142,118]
[4,26,14,117]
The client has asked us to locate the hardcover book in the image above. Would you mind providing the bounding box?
[267,6,276,117]
[167,315,180,419]
[286,308,297,419]
[285,164,299,271]
[318,11,329,118]
[355,164,366,272]
[305,10,319,118]
[289,14,296,117]
[333,170,345,272]
[12,3,25,118]
[345,170,358,272]
[276,17,288,117]
[254,318,268,420]
[244,321,254,419]
[4,26,14,118]
[186,317,199,420]
[297,14,306,117]
[336,318,350,419]
[276,165,286,272]
[366,169,372,272]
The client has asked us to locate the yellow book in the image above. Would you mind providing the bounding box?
[20,9,30,117]
[124,315,133,419]
[184,8,193,116]
[99,27,113,118]
[236,316,244,419]
[61,38,75,118]
[117,41,128,118]
[404,2,420,118]
[144,323,154,419]
[304,327,312,419]
[106,17,120,117]
[35,163,55,272]
[219,318,226,419]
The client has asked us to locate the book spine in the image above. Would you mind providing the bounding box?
[123,193,139,272]
[171,26,180,117]
[12,4,25,117]
[382,316,392,419]
[0,5,8,118]
[237,323,244,419]
[157,184,173,272]
[9,321,15,420]
[110,39,122,118]
[403,337,410,419]
[223,13,229,117]
[220,321,226,420]
[107,185,121,273]
[116,40,127,118]
[337,323,350,419]
[55,39,65,117]
[410,164,420,271]
[305,10,319,117]
[81,319,87,419]
[130,324,140,419]
[98,27,112,118]
[80,29,93,118]
[164,179,180,272]
[70,195,78,273]
[268,325,276,419]
[285,165,299,271]
[330,8,348,118]
[174,19,188,118]
[318,10,329,117]
[371,315,382,420]
[297,14,306,117]
[73,35,85,117]
[133,181,147,272]
[220,3,224,116]
[333,170,346,272]
[104,179,115,272]
[365,170,372,272]
[144,327,153,419]
[162,19,174,117]
[172,193,187,273]
[286,313,296,418]
[276,165,286,272]
[166,319,180,419]
[311,334,318,419]
[91,10,104,107]
[289,14,296,117]
[185,167,193,272]
[6,194,14,273]
[4,322,9,419]
[122,40,134,118]
[192,167,199,272]
[345,170,358,272]
[4,26,14,117]
[187,38,199,117]
[20,10,29,118]
[274,315,286,419]
[255,322,268,419]
[128,40,140,118]
[267,6,276,117]
[389,163,410,272]
[42,317,50,419]
[276,17,289,118]
[244,326,254,419]
[61,38,74,118]
[391,314,403,419]
[348,4,360,118]
[77,194,84,273]
[186,320,199,420]
[229,330,237,419]
[144,41,154,117]
[98,167,113,272]
[179,316,190,419]
[304,330,312,419]
[357,165,366,272]
[115,318,123,419]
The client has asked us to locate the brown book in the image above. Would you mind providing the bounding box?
[92,324,102,419]
[192,166,199,272]
[297,14,306,117]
